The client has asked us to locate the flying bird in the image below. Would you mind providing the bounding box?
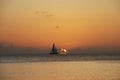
[56,26,59,28]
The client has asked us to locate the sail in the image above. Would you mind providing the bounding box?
[50,43,59,54]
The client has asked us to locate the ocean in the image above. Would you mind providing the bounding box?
[0,54,120,80]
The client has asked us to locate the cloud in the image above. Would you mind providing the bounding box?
[0,43,49,55]
[41,11,54,18]
[69,47,120,54]
[41,11,47,15]
[46,14,54,18]
[35,11,54,18]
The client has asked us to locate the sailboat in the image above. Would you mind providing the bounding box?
[49,43,59,54]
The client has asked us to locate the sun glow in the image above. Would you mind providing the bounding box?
[60,49,67,55]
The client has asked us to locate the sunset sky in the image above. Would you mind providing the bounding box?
[0,0,120,52]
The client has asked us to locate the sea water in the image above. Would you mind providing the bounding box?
[0,54,120,80]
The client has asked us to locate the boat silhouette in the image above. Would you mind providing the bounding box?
[49,43,59,54]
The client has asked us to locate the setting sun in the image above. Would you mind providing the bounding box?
[60,49,67,55]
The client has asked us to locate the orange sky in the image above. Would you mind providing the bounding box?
[0,0,120,50]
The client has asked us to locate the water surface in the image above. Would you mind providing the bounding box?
[0,61,120,80]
